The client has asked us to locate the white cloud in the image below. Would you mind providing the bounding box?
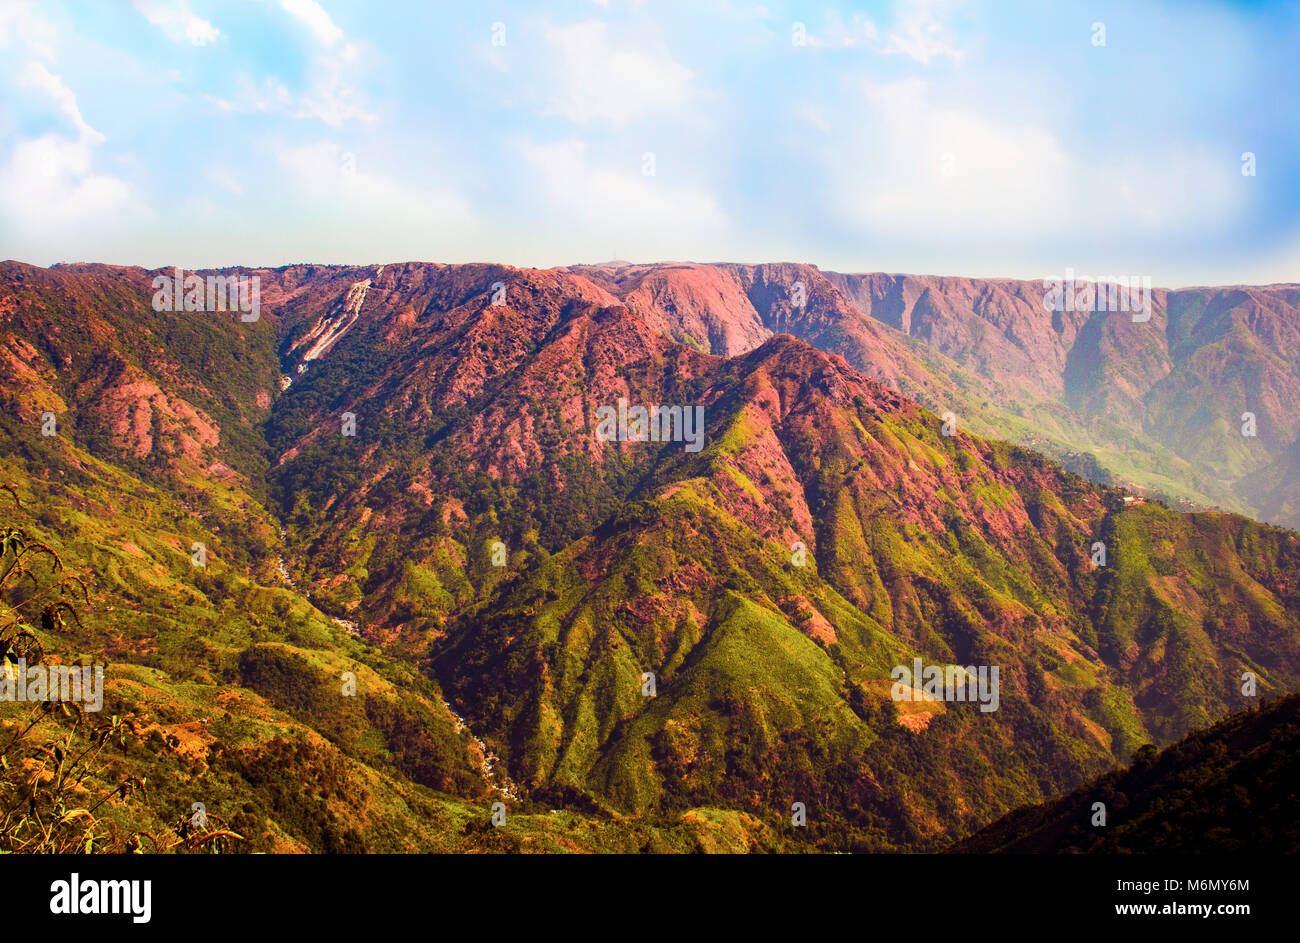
[804,12,880,48]
[132,0,220,46]
[293,55,376,126]
[798,102,831,133]
[831,78,1069,234]
[205,63,373,128]
[522,138,724,235]
[279,0,344,46]
[0,135,131,227]
[275,140,471,223]
[21,61,102,141]
[825,78,1242,245]
[799,2,958,62]
[540,20,693,125]
[880,0,962,64]
[479,44,510,75]
[216,2,373,127]
[0,62,131,229]
[205,76,293,114]
[1099,151,1238,233]
[0,0,57,60]
[209,166,244,195]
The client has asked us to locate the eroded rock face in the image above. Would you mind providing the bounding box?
[0,262,258,476]
[93,366,220,463]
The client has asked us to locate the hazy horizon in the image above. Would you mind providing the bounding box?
[8,255,1298,292]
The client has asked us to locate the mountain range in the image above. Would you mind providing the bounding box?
[1,258,1297,852]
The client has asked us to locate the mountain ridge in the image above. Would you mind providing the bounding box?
[2,258,1298,852]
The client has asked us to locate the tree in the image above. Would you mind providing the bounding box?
[0,496,243,853]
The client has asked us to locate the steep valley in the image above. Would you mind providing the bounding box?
[2,259,1299,852]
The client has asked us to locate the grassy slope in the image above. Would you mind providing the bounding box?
[0,423,798,851]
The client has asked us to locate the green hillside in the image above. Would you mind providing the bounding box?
[3,261,1298,853]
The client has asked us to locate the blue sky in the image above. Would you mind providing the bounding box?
[0,0,1296,285]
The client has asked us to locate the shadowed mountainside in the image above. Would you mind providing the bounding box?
[956,690,1300,853]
